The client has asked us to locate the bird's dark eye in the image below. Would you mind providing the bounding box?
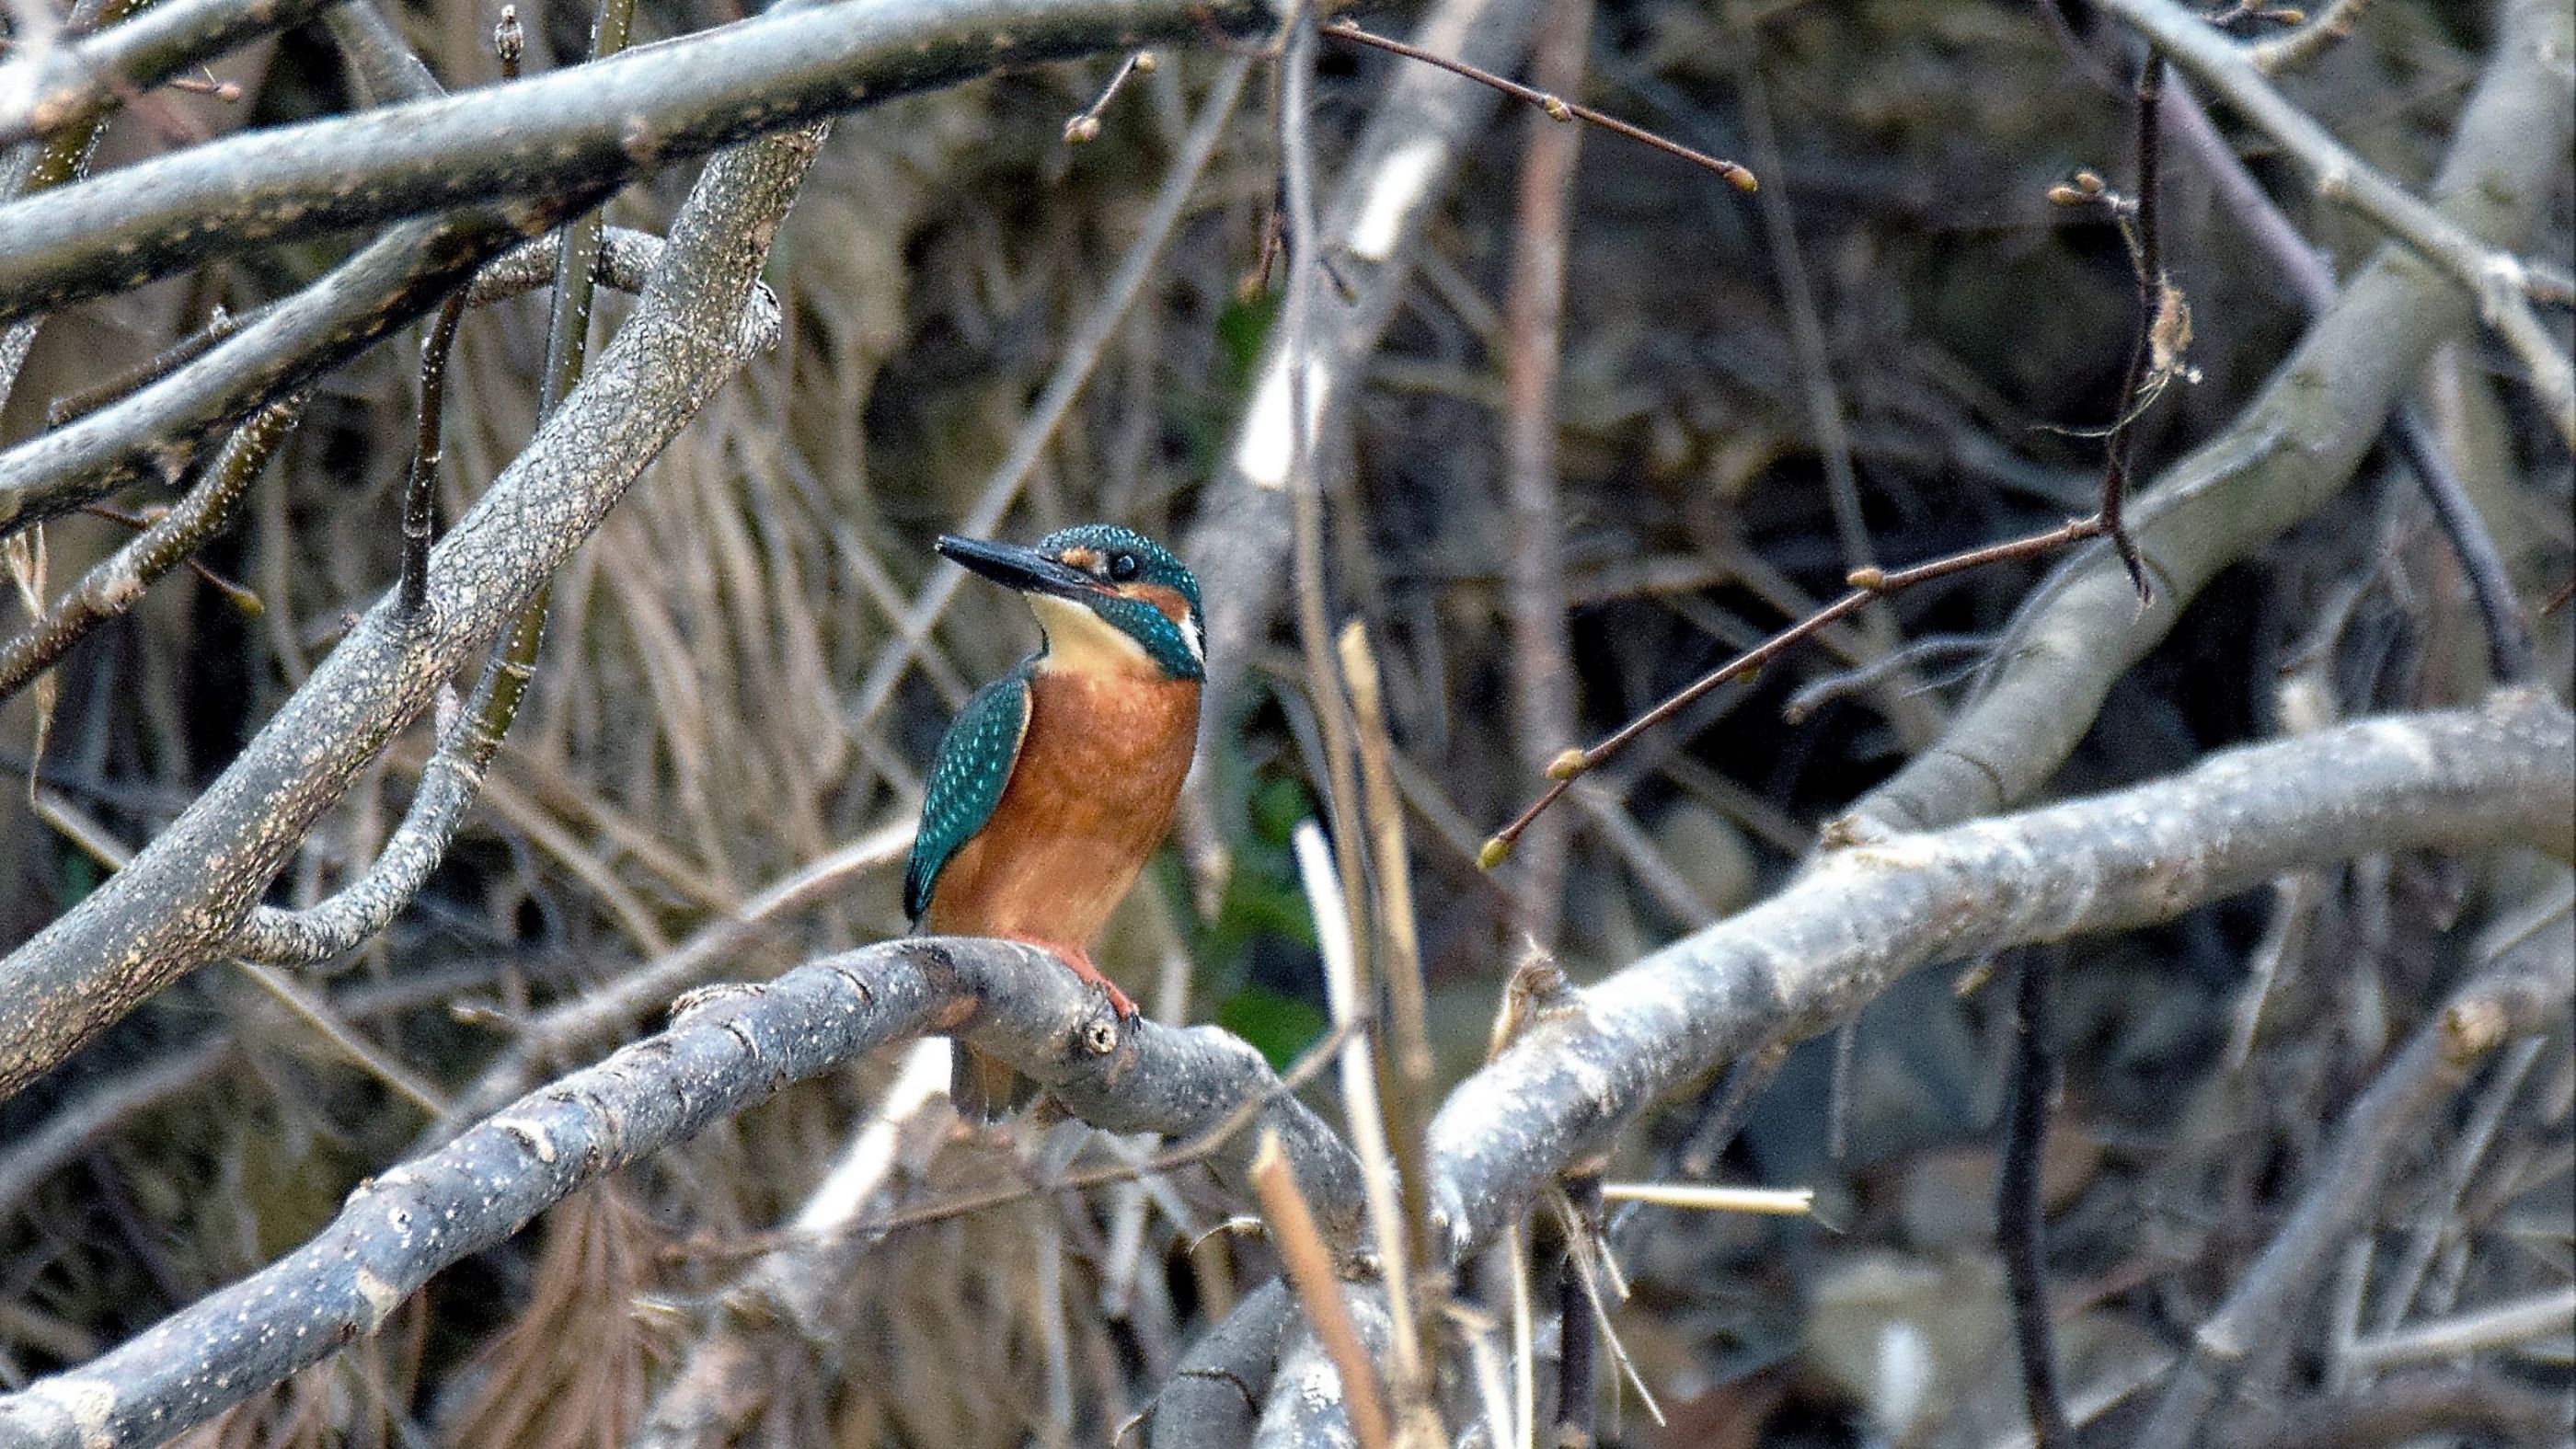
[1109,552,1140,581]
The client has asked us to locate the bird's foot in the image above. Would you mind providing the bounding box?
[1034,941,1138,1024]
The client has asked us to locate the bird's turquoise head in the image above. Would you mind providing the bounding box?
[937,523,1205,682]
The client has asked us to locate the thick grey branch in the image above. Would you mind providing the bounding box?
[223,653,513,964]
[1424,692,2572,1261]
[1846,0,2571,837]
[0,201,592,534]
[0,126,825,1101]
[0,938,1362,1449]
[0,0,1273,331]
[1144,1282,1295,1449]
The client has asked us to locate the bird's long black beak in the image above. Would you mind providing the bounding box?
[937,535,1105,601]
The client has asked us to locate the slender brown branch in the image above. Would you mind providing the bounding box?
[1482,516,2105,860]
[1494,0,1589,944]
[74,504,259,606]
[43,308,239,426]
[1250,1131,1394,1449]
[2099,50,2165,606]
[1321,17,1755,190]
[0,398,300,706]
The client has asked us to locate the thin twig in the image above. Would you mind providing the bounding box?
[2098,50,2165,605]
[1292,821,1427,1398]
[2099,0,2576,452]
[2244,0,2369,75]
[0,398,299,706]
[74,504,259,606]
[397,294,464,619]
[1064,49,1155,143]
[1997,949,2074,1447]
[1249,1132,1394,1449]
[1320,17,1755,191]
[44,308,238,426]
[1483,515,2106,858]
[2343,1286,2576,1371]
[1495,0,1590,946]
[1336,622,1444,1376]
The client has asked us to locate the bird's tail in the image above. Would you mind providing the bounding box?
[949,1041,1037,1123]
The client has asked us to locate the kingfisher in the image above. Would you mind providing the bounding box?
[905,523,1205,1119]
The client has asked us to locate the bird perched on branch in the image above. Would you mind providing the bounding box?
[905,524,1205,1120]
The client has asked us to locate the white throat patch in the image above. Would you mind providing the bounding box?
[1029,594,1155,675]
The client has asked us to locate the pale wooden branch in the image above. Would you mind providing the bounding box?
[1847,0,2571,837]
[1142,1282,1294,1449]
[2164,75,2536,680]
[0,938,1363,1449]
[2342,1286,2576,1371]
[1213,696,2572,1444]
[2,698,2558,1446]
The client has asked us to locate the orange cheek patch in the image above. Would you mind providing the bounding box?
[1118,582,1191,623]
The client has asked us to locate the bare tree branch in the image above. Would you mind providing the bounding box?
[2099,0,2576,450]
[1426,691,2570,1262]
[0,0,1276,334]
[1846,0,2571,837]
[2136,917,2574,1449]
[0,0,338,146]
[0,124,827,1101]
[1143,1281,1295,1448]
[0,697,2556,1445]
[0,201,596,534]
[0,937,1364,1449]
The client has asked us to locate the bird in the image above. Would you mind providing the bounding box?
[904,523,1204,1120]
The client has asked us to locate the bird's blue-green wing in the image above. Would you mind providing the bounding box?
[904,663,1034,924]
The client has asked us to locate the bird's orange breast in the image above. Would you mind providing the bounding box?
[925,667,1200,947]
